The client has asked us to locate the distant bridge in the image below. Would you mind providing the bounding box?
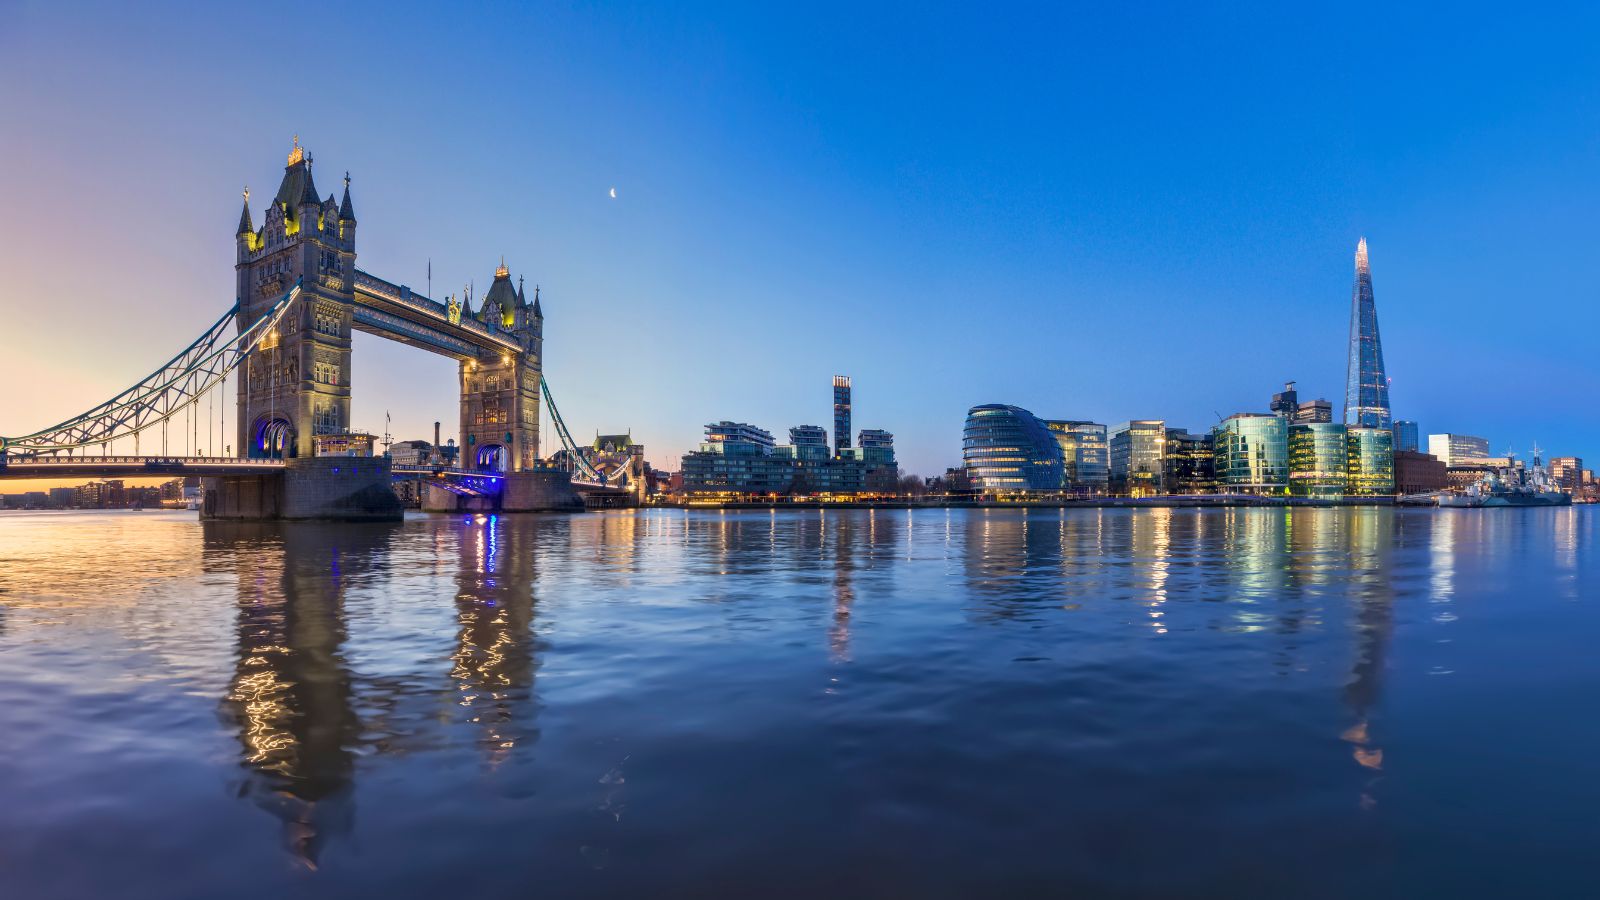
[0,140,646,509]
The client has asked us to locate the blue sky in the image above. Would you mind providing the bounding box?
[2,1,1597,475]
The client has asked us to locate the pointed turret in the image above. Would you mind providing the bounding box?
[339,171,356,221]
[531,284,542,319]
[517,274,526,305]
[481,260,519,330]
[237,188,254,235]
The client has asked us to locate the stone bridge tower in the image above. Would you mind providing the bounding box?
[458,265,543,472]
[234,139,357,459]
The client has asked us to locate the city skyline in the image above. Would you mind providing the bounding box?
[3,3,1599,484]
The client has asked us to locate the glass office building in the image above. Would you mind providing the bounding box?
[1392,420,1419,453]
[1212,413,1289,495]
[1288,423,1349,498]
[1110,420,1166,497]
[1164,429,1216,495]
[963,404,1064,493]
[1344,238,1393,429]
[1044,420,1109,496]
[1346,427,1395,496]
[1426,433,1490,468]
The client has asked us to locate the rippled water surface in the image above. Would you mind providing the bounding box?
[1,507,1597,898]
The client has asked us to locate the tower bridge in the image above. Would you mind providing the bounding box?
[0,140,641,517]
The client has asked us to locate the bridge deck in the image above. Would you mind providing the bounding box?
[0,456,286,479]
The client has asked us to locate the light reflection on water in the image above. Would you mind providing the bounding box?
[0,506,1597,899]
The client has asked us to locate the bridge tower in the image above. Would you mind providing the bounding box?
[459,266,543,471]
[234,139,357,459]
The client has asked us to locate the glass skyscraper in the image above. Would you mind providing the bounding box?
[1344,238,1392,429]
[1392,420,1419,453]
[832,375,852,455]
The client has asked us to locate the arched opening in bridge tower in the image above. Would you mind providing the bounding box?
[252,417,293,459]
[474,444,507,473]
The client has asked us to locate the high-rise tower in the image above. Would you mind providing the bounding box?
[832,375,852,456]
[1343,237,1391,429]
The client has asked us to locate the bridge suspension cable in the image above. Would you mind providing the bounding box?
[0,281,302,457]
[538,376,603,483]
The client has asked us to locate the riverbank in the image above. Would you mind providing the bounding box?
[658,495,1399,510]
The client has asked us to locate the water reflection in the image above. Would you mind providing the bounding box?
[210,521,388,868]
[450,516,542,767]
[6,507,1594,894]
[209,516,546,866]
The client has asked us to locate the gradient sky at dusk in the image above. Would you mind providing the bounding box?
[2,1,1598,487]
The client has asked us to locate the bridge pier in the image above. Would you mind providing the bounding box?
[420,468,583,514]
[203,457,404,522]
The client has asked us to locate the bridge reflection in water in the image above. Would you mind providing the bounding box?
[209,516,545,868]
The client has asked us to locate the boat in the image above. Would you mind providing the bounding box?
[1437,448,1572,508]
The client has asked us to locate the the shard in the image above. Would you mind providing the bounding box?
[1343,237,1391,429]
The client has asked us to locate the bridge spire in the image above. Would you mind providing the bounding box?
[237,187,253,235]
[338,171,356,222]
[532,284,542,319]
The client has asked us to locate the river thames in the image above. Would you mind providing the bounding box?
[0,506,1595,898]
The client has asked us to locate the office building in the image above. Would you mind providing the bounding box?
[963,404,1064,493]
[1288,422,1348,498]
[1392,420,1419,453]
[1344,237,1392,429]
[1294,399,1333,424]
[1212,414,1289,495]
[1427,433,1490,468]
[1164,429,1216,494]
[1044,420,1109,496]
[1110,420,1166,497]
[832,375,852,455]
[1549,456,1583,493]
[1270,382,1299,418]
[1394,450,1448,495]
[1346,427,1395,496]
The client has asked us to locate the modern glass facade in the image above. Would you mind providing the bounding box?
[1392,420,1419,453]
[963,404,1063,493]
[1164,429,1216,494]
[1288,423,1349,498]
[1110,420,1166,497]
[1346,427,1395,496]
[1344,238,1392,429]
[1044,420,1109,496]
[1212,414,1289,495]
[1426,433,1490,468]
